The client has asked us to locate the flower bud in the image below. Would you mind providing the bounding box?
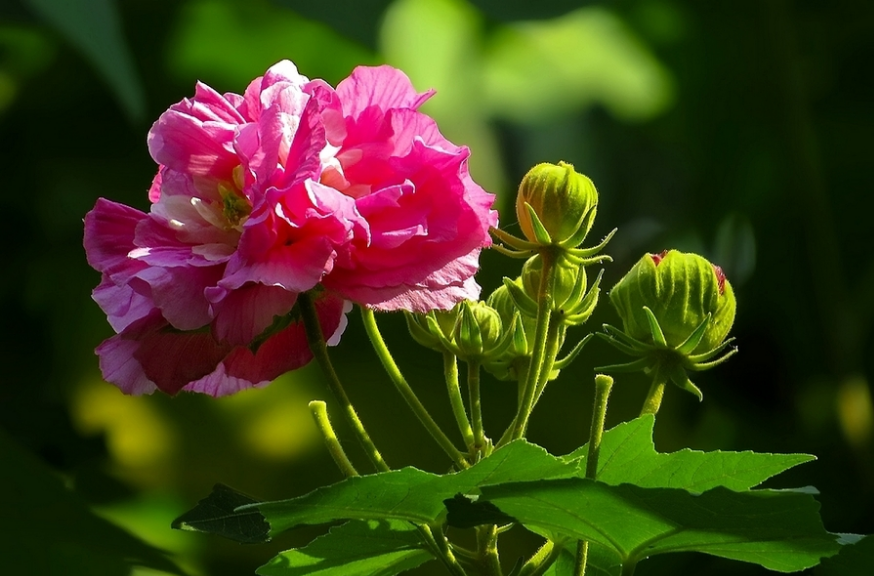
[451,300,504,361]
[405,309,458,352]
[609,250,735,353]
[516,161,598,246]
[521,254,587,313]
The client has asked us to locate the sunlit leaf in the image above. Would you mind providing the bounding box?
[564,415,814,492]
[253,440,577,535]
[478,478,840,572]
[256,519,433,576]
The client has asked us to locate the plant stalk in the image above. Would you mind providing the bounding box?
[360,307,467,466]
[444,352,476,451]
[308,401,358,477]
[299,292,388,472]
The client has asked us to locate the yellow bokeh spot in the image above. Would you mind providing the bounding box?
[837,375,874,449]
[71,379,176,470]
[218,372,321,461]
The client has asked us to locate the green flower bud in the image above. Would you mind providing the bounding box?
[483,283,533,381]
[521,254,587,313]
[452,300,506,362]
[516,161,598,247]
[609,250,735,353]
[405,309,458,352]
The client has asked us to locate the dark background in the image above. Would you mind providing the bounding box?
[1,0,872,574]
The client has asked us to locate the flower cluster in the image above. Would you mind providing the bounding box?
[84,61,497,397]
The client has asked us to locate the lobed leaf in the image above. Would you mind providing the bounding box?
[252,440,578,536]
[256,519,433,576]
[478,478,840,572]
[564,415,814,492]
[172,484,270,543]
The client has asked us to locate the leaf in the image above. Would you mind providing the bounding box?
[478,478,840,572]
[172,484,270,544]
[23,0,145,120]
[564,415,814,492]
[444,494,516,528]
[256,519,433,576]
[0,429,183,576]
[814,535,874,575]
[252,440,577,536]
[542,543,622,576]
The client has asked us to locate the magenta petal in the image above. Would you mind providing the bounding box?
[336,65,435,118]
[209,284,298,346]
[92,279,155,333]
[96,334,158,395]
[84,199,148,274]
[183,292,348,397]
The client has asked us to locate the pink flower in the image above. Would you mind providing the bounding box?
[321,65,498,311]
[84,60,496,396]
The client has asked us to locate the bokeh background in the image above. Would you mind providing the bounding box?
[1,0,873,574]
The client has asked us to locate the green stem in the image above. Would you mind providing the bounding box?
[532,319,565,408]
[308,401,358,477]
[418,524,468,576]
[445,352,476,450]
[640,366,668,417]
[620,560,637,576]
[360,307,467,466]
[576,374,614,576]
[517,539,563,576]
[298,292,388,472]
[574,541,588,576]
[475,524,503,576]
[586,374,614,479]
[468,361,487,455]
[511,250,556,441]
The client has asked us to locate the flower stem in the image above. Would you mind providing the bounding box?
[298,292,388,472]
[475,524,503,576]
[517,539,563,576]
[308,401,358,478]
[444,352,476,450]
[418,524,469,576]
[575,374,614,576]
[640,365,668,416]
[511,250,556,441]
[359,307,468,467]
[467,361,486,455]
[586,374,614,479]
[532,319,565,408]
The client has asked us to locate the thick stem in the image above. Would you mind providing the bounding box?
[640,366,668,417]
[475,524,503,576]
[360,307,467,466]
[586,374,614,479]
[299,292,388,472]
[308,401,358,478]
[511,250,556,440]
[576,374,614,576]
[468,362,487,455]
[444,352,476,451]
[516,539,563,576]
[418,524,468,576]
[574,541,588,576]
[532,319,565,408]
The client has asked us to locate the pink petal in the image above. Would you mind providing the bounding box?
[336,65,435,118]
[208,284,298,346]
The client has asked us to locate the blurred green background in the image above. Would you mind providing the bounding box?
[1,0,873,574]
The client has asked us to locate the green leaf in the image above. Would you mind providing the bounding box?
[172,484,270,543]
[256,520,433,576]
[478,478,840,572]
[0,429,183,576]
[814,535,874,575]
[564,415,814,492]
[542,543,621,576]
[252,440,577,536]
